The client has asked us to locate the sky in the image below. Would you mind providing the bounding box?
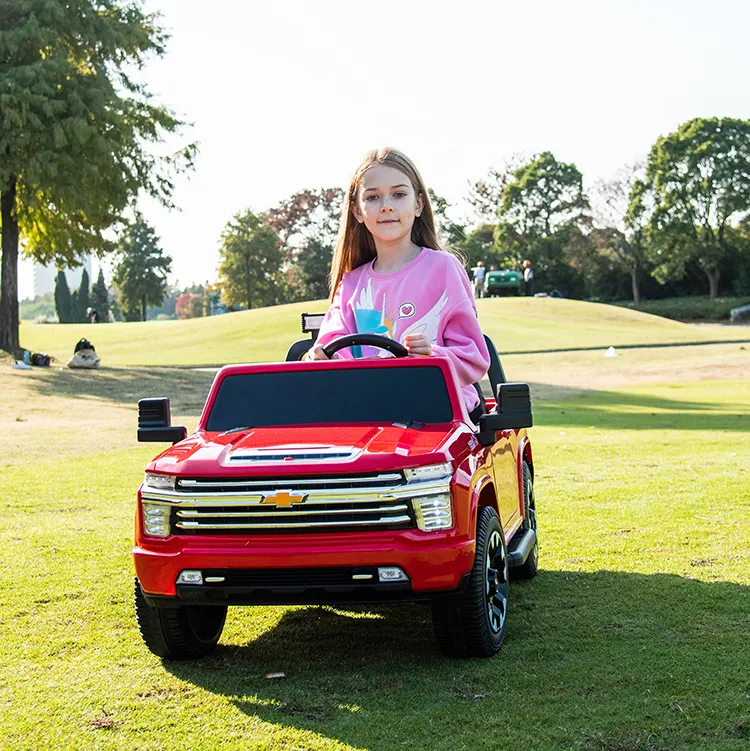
[18,0,750,298]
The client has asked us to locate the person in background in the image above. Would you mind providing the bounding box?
[523,259,535,296]
[471,261,486,299]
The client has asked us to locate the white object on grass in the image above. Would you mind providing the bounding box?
[604,346,618,358]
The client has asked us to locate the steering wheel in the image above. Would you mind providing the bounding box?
[322,333,409,359]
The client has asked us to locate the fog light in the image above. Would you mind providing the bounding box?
[177,570,203,585]
[378,567,409,583]
[413,494,453,531]
[141,502,170,537]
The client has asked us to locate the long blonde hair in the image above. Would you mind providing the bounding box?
[329,147,442,299]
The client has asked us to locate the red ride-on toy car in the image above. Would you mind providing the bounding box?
[133,315,538,659]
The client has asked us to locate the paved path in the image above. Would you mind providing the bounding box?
[502,338,750,356]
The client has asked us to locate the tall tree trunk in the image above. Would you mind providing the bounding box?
[141,295,146,322]
[706,268,720,299]
[630,268,640,303]
[0,176,20,355]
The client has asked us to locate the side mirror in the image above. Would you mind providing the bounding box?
[137,397,187,444]
[477,383,533,446]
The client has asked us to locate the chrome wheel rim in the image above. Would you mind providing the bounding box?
[485,529,509,634]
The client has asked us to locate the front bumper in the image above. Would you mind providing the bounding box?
[134,530,476,602]
[141,566,472,607]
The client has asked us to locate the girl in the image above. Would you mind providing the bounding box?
[307,147,490,418]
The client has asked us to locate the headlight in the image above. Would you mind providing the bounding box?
[143,473,176,491]
[141,502,170,537]
[404,463,453,531]
[413,493,453,531]
[404,462,453,483]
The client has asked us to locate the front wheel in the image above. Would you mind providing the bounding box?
[134,579,227,659]
[431,506,509,657]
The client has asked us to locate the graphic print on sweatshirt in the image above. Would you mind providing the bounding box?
[351,279,449,357]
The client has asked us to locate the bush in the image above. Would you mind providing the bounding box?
[614,296,750,321]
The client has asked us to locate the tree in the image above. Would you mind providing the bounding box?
[457,225,498,269]
[113,219,172,321]
[265,188,343,300]
[493,152,590,294]
[591,162,649,302]
[428,189,466,249]
[90,268,110,322]
[54,270,71,323]
[466,155,527,224]
[0,1,195,353]
[265,188,343,257]
[635,117,750,298]
[77,268,91,323]
[218,211,282,309]
[175,292,203,319]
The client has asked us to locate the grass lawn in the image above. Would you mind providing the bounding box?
[1,345,748,750]
[18,296,750,366]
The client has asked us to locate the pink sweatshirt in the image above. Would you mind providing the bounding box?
[316,248,490,412]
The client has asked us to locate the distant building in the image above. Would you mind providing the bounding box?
[33,255,92,298]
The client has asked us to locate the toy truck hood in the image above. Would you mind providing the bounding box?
[146,423,467,477]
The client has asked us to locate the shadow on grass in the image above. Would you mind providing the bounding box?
[18,367,216,414]
[529,383,749,432]
[164,571,749,750]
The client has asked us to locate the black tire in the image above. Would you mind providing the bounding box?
[513,461,539,580]
[134,578,227,660]
[431,506,509,658]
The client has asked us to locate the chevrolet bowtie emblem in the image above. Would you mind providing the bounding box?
[261,491,308,507]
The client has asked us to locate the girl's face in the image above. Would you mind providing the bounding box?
[352,163,423,246]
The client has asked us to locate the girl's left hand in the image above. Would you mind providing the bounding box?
[404,334,432,356]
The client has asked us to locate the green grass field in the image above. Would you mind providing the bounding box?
[19,297,750,366]
[1,330,748,750]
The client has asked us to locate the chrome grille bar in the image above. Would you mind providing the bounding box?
[175,516,412,531]
[177,473,403,489]
[176,504,409,518]
[142,478,449,506]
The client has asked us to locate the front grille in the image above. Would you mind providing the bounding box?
[141,471,454,535]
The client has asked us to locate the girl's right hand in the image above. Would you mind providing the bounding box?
[305,344,330,361]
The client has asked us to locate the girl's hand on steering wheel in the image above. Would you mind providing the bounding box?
[305,344,330,361]
[404,334,432,356]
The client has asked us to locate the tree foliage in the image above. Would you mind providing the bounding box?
[466,155,527,224]
[90,268,110,322]
[77,268,90,323]
[592,163,649,302]
[428,189,466,249]
[0,0,194,351]
[113,219,172,321]
[634,117,750,298]
[265,188,343,301]
[53,270,71,323]
[217,211,282,310]
[493,152,589,293]
[175,292,203,319]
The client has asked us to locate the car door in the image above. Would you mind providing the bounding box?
[489,430,521,531]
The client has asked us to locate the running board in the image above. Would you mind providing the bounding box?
[507,528,536,567]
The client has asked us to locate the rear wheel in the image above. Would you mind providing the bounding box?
[431,506,509,657]
[134,578,227,659]
[513,461,538,580]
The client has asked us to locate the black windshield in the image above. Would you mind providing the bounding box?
[206,367,453,431]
